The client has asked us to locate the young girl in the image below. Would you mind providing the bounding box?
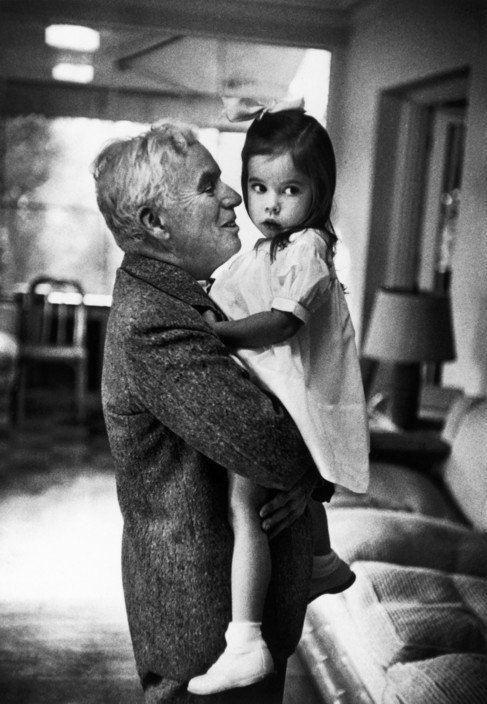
[188,102,369,695]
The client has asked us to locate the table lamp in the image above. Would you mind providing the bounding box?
[363,288,456,429]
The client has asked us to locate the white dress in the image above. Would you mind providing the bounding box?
[210,229,369,493]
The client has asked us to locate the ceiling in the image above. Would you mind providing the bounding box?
[1,22,309,99]
[0,0,369,124]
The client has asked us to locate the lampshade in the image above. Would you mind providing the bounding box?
[363,288,456,363]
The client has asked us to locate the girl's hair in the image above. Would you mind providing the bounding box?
[241,109,337,264]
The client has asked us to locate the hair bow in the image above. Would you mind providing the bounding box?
[222,96,305,123]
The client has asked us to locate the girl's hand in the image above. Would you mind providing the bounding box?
[259,481,312,539]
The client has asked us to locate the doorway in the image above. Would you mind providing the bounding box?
[386,70,468,292]
[363,69,469,332]
[418,104,466,294]
[362,70,469,399]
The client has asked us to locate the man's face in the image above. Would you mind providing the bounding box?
[163,142,242,280]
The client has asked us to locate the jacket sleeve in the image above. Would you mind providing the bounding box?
[124,311,320,492]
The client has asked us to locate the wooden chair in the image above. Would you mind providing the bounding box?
[16,276,88,424]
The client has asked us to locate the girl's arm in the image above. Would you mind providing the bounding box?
[204,309,302,348]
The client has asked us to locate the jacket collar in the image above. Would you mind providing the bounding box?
[120,253,218,311]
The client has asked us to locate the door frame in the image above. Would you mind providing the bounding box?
[361,68,470,340]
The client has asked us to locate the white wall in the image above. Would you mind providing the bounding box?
[451,4,487,393]
[327,0,486,393]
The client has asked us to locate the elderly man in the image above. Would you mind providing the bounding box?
[92,121,323,703]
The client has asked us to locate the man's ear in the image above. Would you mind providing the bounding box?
[138,206,170,241]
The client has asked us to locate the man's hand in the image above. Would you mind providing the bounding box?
[202,309,218,327]
[259,480,313,539]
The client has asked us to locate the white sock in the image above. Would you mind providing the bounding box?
[312,551,342,577]
[225,621,265,651]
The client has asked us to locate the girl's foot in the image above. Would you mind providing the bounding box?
[309,551,356,602]
[187,644,274,695]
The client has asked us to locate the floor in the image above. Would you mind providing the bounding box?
[0,394,322,704]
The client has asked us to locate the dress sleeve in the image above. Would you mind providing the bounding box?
[270,233,332,323]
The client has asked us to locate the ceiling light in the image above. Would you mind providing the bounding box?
[45,25,100,53]
[52,63,94,84]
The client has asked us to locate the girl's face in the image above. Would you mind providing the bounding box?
[246,152,313,238]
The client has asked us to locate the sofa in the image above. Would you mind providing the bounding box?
[299,394,487,704]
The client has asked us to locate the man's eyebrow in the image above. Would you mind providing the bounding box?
[197,168,220,190]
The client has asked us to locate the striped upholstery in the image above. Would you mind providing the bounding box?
[344,562,487,668]
[384,653,487,704]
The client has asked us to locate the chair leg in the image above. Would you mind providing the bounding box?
[16,362,26,426]
[76,359,87,424]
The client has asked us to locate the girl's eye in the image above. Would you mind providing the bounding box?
[284,185,300,196]
[250,183,266,194]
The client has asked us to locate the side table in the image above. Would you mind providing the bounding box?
[369,416,451,472]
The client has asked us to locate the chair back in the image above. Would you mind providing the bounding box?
[19,277,87,350]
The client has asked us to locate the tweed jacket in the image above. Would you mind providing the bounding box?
[102,253,321,702]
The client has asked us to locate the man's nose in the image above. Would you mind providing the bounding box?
[221,183,242,208]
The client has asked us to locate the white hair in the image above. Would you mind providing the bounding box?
[92,120,198,251]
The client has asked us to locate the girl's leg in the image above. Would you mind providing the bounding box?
[188,472,273,695]
[309,499,356,601]
[228,470,271,622]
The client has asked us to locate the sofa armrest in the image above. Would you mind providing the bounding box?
[333,461,464,523]
[440,397,487,531]
[328,508,487,579]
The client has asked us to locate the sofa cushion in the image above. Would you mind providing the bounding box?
[441,398,487,531]
[329,508,487,578]
[344,562,487,668]
[333,462,463,523]
[383,653,487,704]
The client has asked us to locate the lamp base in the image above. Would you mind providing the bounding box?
[390,363,421,429]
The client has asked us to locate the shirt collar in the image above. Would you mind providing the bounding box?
[210,249,244,280]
